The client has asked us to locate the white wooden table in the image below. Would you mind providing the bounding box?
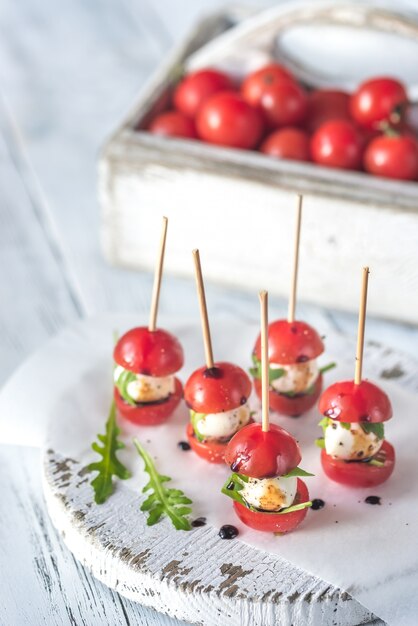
[1,1,417,624]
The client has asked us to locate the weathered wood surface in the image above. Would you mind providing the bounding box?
[0,0,417,624]
[101,2,418,324]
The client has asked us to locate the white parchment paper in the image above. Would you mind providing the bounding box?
[0,313,417,625]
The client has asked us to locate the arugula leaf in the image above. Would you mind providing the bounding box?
[88,401,131,504]
[318,416,350,432]
[114,368,137,407]
[190,410,206,442]
[318,416,331,431]
[361,422,385,439]
[221,473,312,515]
[134,439,192,531]
[282,467,314,478]
[315,437,325,449]
[278,501,312,514]
[368,458,385,467]
[249,354,285,383]
[320,362,337,374]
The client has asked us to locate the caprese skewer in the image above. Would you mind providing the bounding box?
[184,249,252,463]
[114,217,184,425]
[250,196,334,416]
[222,291,313,533]
[316,267,395,487]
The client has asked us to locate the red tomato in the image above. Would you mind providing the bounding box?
[114,377,183,426]
[224,422,301,478]
[114,327,184,377]
[196,91,264,149]
[321,440,395,488]
[233,478,309,533]
[253,319,324,365]
[260,127,310,161]
[242,63,295,93]
[173,69,233,118]
[186,422,226,464]
[243,78,307,128]
[319,379,392,423]
[306,89,351,133]
[184,361,252,414]
[350,77,408,130]
[364,134,418,181]
[311,120,363,170]
[241,63,295,104]
[148,111,197,139]
[254,374,323,417]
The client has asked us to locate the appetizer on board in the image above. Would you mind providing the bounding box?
[317,267,395,487]
[114,217,185,425]
[250,196,333,417]
[185,249,252,463]
[114,327,184,425]
[223,292,312,533]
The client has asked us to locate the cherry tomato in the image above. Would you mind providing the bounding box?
[243,77,307,128]
[224,422,301,478]
[233,478,309,533]
[173,69,233,118]
[350,77,408,130]
[319,379,392,423]
[241,63,295,105]
[186,422,227,464]
[306,89,350,133]
[364,133,418,181]
[253,319,324,365]
[261,127,310,161]
[115,377,183,426]
[311,120,363,170]
[148,111,197,139]
[254,374,323,417]
[196,91,264,149]
[114,327,184,377]
[184,361,252,414]
[321,440,395,488]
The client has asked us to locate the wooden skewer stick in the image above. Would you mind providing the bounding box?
[354,266,370,385]
[148,216,168,332]
[260,290,270,433]
[192,249,214,369]
[287,194,303,324]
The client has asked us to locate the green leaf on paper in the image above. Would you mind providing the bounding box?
[134,439,192,531]
[88,400,131,504]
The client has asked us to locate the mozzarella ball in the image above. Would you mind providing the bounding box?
[241,475,297,511]
[114,366,175,403]
[270,359,319,394]
[324,421,383,460]
[194,404,251,441]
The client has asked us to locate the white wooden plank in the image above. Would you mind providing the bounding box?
[0,445,189,626]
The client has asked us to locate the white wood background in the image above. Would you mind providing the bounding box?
[0,1,417,624]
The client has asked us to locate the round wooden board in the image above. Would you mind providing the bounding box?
[42,323,418,626]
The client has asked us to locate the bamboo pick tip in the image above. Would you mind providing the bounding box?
[259,289,268,299]
[192,248,199,256]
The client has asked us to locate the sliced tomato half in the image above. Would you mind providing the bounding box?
[233,478,309,533]
[114,377,183,426]
[321,439,395,488]
[186,422,227,464]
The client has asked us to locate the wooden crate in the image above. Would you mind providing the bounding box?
[99,3,418,324]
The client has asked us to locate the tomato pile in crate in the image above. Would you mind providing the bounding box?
[145,65,418,182]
